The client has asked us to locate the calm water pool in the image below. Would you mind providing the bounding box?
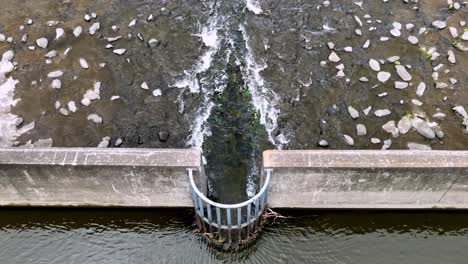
[1,208,467,263]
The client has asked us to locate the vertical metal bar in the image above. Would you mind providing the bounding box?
[227,208,232,243]
[226,208,232,228]
[207,203,213,233]
[255,198,260,217]
[246,203,251,237]
[216,207,221,227]
[237,207,242,241]
[197,197,206,233]
[197,197,204,218]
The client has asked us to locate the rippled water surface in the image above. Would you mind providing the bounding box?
[1,209,468,263]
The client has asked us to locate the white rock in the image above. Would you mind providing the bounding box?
[47,70,63,78]
[408,35,418,44]
[461,21,466,27]
[0,34,5,42]
[348,106,359,119]
[412,118,435,139]
[392,22,402,30]
[462,32,468,41]
[394,81,409,89]
[432,112,446,120]
[369,59,380,71]
[397,117,411,134]
[36,38,48,48]
[371,138,381,144]
[59,108,69,116]
[87,114,103,124]
[387,56,400,63]
[45,50,57,58]
[359,77,369,82]
[129,19,137,27]
[363,39,370,49]
[406,23,415,31]
[147,14,154,22]
[432,20,447,29]
[318,139,329,147]
[343,134,354,146]
[395,65,412,81]
[115,138,123,147]
[382,120,399,137]
[380,37,390,42]
[84,14,91,21]
[363,106,372,116]
[81,98,91,106]
[73,26,82,37]
[51,79,61,89]
[382,139,392,150]
[55,101,61,109]
[374,109,391,117]
[436,82,448,89]
[356,124,367,136]
[2,50,14,61]
[21,33,28,43]
[111,95,120,101]
[89,22,100,35]
[412,99,423,106]
[453,106,468,119]
[328,51,340,62]
[447,50,456,64]
[327,42,335,50]
[113,49,126,55]
[377,71,391,83]
[355,29,362,36]
[55,28,65,39]
[27,19,33,25]
[390,28,401,37]
[408,143,431,150]
[141,82,149,90]
[97,137,110,148]
[107,36,122,42]
[449,27,458,38]
[344,46,353,52]
[152,89,162,96]
[68,101,77,112]
[416,82,426,96]
[79,58,89,69]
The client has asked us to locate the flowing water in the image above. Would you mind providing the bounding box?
[1,0,468,260]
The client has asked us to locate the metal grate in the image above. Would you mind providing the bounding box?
[188,168,271,242]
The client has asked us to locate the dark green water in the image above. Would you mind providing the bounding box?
[1,208,468,263]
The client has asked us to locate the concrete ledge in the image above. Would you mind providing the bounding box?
[263,150,468,209]
[0,148,204,207]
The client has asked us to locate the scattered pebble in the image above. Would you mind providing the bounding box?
[377,71,391,83]
[152,89,162,96]
[79,58,89,69]
[36,38,48,48]
[408,35,418,44]
[141,82,149,90]
[369,59,380,71]
[348,105,359,119]
[432,20,447,29]
[395,65,412,81]
[55,28,65,39]
[342,134,354,146]
[97,137,110,148]
[51,79,61,89]
[408,143,431,150]
[356,124,367,136]
[397,117,411,134]
[113,49,126,55]
[59,108,69,116]
[129,19,137,27]
[67,101,77,112]
[89,22,100,35]
[47,70,64,78]
[374,109,391,117]
[73,26,82,37]
[87,114,103,124]
[328,51,340,62]
[394,81,409,89]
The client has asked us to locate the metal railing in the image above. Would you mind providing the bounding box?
[188,168,271,242]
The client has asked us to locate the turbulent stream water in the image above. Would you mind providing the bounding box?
[1,0,468,262]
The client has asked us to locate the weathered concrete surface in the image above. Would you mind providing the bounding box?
[0,148,204,207]
[264,150,468,209]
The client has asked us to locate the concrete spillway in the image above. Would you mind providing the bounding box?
[1,148,468,209]
[0,148,205,207]
[264,150,468,209]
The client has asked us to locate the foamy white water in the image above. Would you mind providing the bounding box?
[239,24,289,148]
[246,0,263,14]
[0,51,34,147]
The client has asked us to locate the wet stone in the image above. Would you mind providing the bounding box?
[36,38,48,48]
[395,65,412,81]
[348,105,359,119]
[356,124,367,136]
[377,71,391,83]
[432,20,447,29]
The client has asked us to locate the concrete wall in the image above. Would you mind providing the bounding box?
[0,148,204,207]
[263,150,468,209]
